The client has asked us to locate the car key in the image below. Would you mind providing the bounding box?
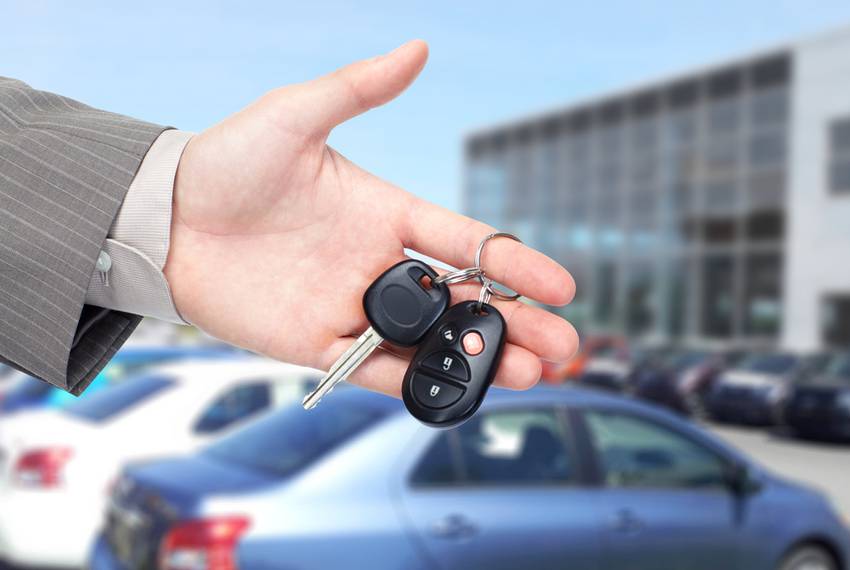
[402,300,506,428]
[303,259,451,409]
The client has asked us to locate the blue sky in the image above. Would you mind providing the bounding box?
[3,1,850,210]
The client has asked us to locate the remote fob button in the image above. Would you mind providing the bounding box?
[412,373,465,409]
[439,325,458,344]
[422,352,469,382]
[461,331,485,356]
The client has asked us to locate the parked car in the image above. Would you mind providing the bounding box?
[707,352,830,425]
[784,352,850,441]
[0,345,236,415]
[579,343,674,394]
[542,336,627,383]
[0,358,323,569]
[92,387,849,570]
[634,348,746,416]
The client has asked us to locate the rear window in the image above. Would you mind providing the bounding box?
[738,353,797,375]
[63,375,175,423]
[204,397,389,477]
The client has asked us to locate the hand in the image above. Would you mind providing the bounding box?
[165,40,578,397]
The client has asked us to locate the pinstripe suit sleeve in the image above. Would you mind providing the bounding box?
[0,77,169,395]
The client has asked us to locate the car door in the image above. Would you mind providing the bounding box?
[398,406,603,570]
[579,408,741,570]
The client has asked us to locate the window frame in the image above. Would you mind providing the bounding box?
[407,405,592,491]
[575,405,739,493]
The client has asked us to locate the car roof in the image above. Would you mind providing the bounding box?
[145,357,323,385]
[328,383,672,416]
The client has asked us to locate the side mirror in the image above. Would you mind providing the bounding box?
[725,463,762,496]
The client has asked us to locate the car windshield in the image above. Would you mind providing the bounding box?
[826,354,850,382]
[63,374,176,423]
[668,351,709,370]
[205,396,391,478]
[737,353,798,376]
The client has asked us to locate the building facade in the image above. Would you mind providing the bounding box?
[464,28,850,350]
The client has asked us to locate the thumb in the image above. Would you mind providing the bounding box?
[296,40,429,134]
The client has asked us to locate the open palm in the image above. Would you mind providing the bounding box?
[164,41,578,397]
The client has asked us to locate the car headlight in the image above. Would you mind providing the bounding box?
[837,392,850,412]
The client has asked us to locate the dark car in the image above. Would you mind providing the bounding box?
[707,352,830,425]
[91,388,849,570]
[784,352,850,441]
[634,348,746,416]
[579,344,674,393]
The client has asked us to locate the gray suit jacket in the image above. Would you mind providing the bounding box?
[0,77,166,395]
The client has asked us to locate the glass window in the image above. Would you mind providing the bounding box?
[703,139,738,177]
[625,262,655,335]
[737,353,797,375]
[63,375,175,423]
[703,179,739,216]
[707,99,740,135]
[456,409,574,485]
[748,170,785,211]
[743,254,782,336]
[832,118,850,154]
[665,110,697,148]
[822,296,850,348]
[411,433,457,486]
[749,133,786,168]
[585,411,728,489]
[829,118,850,195]
[205,393,390,477]
[594,261,619,326]
[746,211,784,242]
[750,88,788,128]
[665,257,691,338]
[194,382,271,434]
[830,161,850,194]
[701,255,736,337]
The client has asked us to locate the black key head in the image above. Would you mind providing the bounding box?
[402,300,507,428]
[363,260,450,347]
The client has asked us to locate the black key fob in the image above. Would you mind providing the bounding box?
[362,260,450,347]
[402,300,506,428]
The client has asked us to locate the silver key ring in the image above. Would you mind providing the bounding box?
[476,278,494,313]
[474,232,522,302]
[432,266,486,286]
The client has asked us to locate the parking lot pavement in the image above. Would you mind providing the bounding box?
[709,422,850,518]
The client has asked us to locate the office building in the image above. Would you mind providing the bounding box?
[464,27,850,350]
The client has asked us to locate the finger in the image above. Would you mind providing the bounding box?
[492,344,543,391]
[402,198,575,306]
[433,271,579,363]
[467,297,578,363]
[297,40,428,133]
[335,340,543,397]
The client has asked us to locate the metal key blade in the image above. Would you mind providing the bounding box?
[302,327,383,410]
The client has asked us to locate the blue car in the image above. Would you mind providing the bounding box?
[92,388,849,570]
[0,345,236,414]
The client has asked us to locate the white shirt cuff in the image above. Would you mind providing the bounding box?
[85,129,195,324]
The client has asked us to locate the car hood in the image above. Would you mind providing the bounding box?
[720,370,780,388]
[124,453,282,505]
[795,376,850,392]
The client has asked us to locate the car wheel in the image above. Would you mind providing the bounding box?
[778,545,837,570]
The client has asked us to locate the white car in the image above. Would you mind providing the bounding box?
[0,358,322,568]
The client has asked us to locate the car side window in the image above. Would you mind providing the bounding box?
[412,408,575,487]
[194,382,272,434]
[585,410,728,489]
